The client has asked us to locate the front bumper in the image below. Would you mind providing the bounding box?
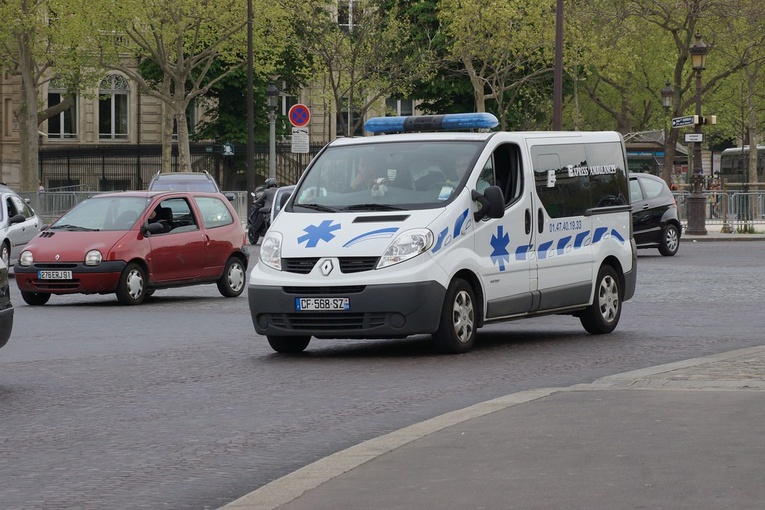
[14,261,127,295]
[249,281,446,339]
[0,305,13,349]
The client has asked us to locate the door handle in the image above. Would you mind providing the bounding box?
[525,209,531,235]
[537,208,544,234]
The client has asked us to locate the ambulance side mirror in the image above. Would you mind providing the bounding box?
[472,186,505,221]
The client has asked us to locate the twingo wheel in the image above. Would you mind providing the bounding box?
[116,262,147,305]
[20,291,51,306]
[580,265,622,334]
[432,278,477,354]
[659,223,680,256]
[267,335,311,353]
[1,242,9,268]
[217,257,246,297]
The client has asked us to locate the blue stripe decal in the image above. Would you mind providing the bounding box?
[342,227,399,247]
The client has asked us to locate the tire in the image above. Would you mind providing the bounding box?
[248,226,259,245]
[267,335,311,353]
[116,262,147,305]
[580,265,622,334]
[21,291,50,306]
[432,278,477,354]
[658,224,680,256]
[217,257,246,297]
[1,242,9,268]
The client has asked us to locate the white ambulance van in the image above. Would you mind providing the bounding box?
[248,113,637,354]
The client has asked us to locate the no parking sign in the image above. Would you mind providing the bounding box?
[288,104,311,127]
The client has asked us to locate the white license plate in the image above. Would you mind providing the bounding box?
[295,297,350,311]
[38,270,73,280]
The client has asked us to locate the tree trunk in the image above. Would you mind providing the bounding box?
[160,76,173,172]
[16,32,39,192]
[746,65,759,221]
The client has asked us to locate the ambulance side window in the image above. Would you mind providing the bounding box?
[477,158,495,193]
[491,143,523,206]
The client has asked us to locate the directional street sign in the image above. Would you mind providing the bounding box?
[671,115,697,128]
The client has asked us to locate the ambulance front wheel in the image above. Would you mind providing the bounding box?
[580,265,622,334]
[267,335,311,353]
[432,278,477,354]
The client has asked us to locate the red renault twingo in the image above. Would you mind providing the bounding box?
[14,191,248,305]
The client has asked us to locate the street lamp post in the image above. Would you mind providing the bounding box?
[686,33,710,236]
[661,81,674,178]
[266,83,279,180]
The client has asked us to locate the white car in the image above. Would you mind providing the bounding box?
[1,185,42,267]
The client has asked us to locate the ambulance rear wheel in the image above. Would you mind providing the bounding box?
[433,278,476,354]
[267,335,311,353]
[580,265,621,334]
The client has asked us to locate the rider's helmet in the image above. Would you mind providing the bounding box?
[264,178,278,188]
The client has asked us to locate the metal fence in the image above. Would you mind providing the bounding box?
[673,191,765,230]
[38,142,324,192]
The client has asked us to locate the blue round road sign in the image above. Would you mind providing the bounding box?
[288,104,311,127]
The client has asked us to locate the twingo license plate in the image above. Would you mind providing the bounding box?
[38,270,73,280]
[295,297,350,311]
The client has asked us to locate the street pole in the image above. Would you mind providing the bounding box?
[266,83,279,181]
[268,110,276,180]
[685,34,709,236]
[246,0,254,218]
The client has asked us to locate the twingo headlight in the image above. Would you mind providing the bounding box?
[260,232,283,271]
[18,250,33,267]
[85,250,102,266]
[377,228,433,269]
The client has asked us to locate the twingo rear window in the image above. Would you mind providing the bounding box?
[532,142,628,219]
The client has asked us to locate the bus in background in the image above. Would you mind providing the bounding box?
[719,146,765,184]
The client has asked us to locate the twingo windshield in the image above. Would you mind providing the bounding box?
[50,195,151,231]
[292,141,484,212]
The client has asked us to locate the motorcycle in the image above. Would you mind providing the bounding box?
[247,185,272,245]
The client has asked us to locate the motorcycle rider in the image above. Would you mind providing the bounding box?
[249,178,278,243]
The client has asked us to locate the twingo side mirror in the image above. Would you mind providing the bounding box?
[141,222,165,237]
[224,192,236,202]
[472,186,505,221]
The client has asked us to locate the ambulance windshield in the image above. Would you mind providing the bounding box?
[293,141,483,211]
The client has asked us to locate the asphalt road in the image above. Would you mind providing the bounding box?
[1,241,763,509]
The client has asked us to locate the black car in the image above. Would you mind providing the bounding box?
[629,172,682,256]
[0,257,13,349]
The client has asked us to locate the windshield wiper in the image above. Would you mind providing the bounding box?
[49,224,100,231]
[341,204,404,211]
[294,203,338,212]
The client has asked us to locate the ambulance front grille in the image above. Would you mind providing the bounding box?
[269,312,388,331]
[282,257,380,274]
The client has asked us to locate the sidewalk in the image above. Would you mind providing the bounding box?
[683,222,765,241]
[221,346,765,510]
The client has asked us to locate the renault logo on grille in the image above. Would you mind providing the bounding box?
[320,259,334,276]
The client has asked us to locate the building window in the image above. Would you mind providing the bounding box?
[99,74,129,140]
[385,98,414,116]
[48,80,78,140]
[338,0,359,33]
[336,97,363,137]
[172,101,198,140]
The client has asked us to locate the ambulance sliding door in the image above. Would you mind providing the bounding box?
[473,142,535,319]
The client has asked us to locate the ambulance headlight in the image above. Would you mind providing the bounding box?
[260,232,283,271]
[377,229,433,269]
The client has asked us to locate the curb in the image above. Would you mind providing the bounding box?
[218,346,765,510]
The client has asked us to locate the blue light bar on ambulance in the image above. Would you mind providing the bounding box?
[364,113,499,134]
